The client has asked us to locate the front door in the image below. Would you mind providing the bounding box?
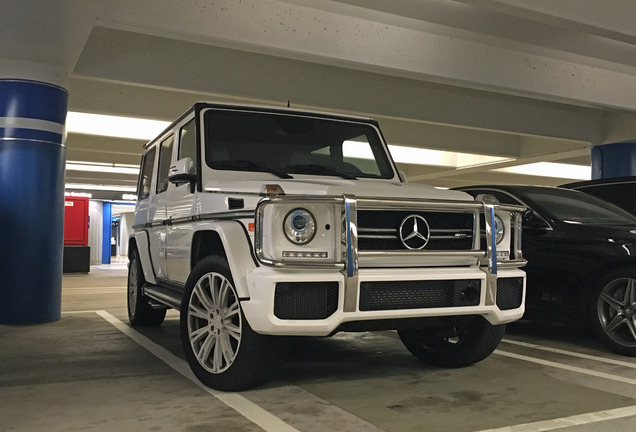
[166,117,198,284]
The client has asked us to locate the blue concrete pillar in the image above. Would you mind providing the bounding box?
[0,79,68,324]
[591,142,636,179]
[102,202,112,265]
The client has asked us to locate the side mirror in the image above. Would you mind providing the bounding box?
[169,157,196,191]
[523,209,548,230]
[398,170,408,183]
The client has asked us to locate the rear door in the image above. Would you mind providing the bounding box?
[148,132,175,281]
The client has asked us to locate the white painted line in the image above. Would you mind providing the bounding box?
[494,349,636,386]
[502,338,636,368]
[473,405,636,432]
[0,116,65,134]
[64,286,126,290]
[62,310,104,314]
[64,290,125,295]
[95,310,300,432]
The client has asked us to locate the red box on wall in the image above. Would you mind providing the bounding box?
[64,197,89,246]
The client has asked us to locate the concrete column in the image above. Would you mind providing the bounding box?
[591,142,636,179]
[0,68,68,324]
[102,202,112,265]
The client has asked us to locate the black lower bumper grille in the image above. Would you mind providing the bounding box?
[274,282,339,320]
[359,280,481,311]
[496,277,524,310]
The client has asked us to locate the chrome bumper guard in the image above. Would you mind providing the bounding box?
[255,194,527,312]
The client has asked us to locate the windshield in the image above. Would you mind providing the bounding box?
[203,109,395,179]
[526,188,636,226]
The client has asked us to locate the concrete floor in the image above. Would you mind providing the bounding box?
[3,262,636,431]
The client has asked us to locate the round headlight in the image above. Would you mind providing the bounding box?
[493,214,505,245]
[284,209,316,244]
[341,211,347,245]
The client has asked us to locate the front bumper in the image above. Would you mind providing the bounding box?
[241,266,526,336]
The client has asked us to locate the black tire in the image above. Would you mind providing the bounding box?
[180,256,284,391]
[127,249,166,326]
[398,316,505,368]
[590,269,636,356]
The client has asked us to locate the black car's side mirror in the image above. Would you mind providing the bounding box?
[523,209,548,230]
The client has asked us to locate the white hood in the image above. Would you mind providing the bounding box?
[204,177,473,202]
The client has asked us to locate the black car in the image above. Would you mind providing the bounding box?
[457,185,636,356]
[562,176,636,216]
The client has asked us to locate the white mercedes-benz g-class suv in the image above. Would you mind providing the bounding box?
[128,102,527,391]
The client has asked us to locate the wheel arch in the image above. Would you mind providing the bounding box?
[130,231,157,284]
[190,221,258,298]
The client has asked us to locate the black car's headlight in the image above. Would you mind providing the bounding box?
[284,209,316,244]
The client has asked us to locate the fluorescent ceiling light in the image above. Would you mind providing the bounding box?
[342,141,511,167]
[65,191,92,198]
[495,162,590,180]
[388,145,511,167]
[64,113,590,181]
[65,183,137,192]
[66,111,170,140]
[66,160,140,175]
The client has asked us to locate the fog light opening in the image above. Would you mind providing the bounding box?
[460,286,479,304]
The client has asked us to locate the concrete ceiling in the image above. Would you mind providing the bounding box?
[5,0,636,192]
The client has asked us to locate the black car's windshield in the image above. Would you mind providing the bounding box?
[526,188,636,226]
[204,110,395,179]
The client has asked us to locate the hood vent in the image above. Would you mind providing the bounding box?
[228,198,245,210]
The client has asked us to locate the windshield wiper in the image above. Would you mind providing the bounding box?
[285,164,357,180]
[211,160,293,179]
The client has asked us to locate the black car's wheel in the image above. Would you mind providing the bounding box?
[398,317,505,368]
[127,249,166,326]
[591,270,636,356]
[180,256,283,391]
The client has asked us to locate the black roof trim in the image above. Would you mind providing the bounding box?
[561,175,636,189]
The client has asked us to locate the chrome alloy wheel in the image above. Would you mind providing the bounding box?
[597,277,636,348]
[187,272,242,374]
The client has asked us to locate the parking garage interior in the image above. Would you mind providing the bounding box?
[4,1,636,431]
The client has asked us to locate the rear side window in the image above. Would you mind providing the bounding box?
[138,146,156,200]
[156,134,175,194]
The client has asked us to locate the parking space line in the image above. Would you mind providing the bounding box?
[64,286,126,290]
[95,310,300,432]
[495,349,636,385]
[62,310,107,314]
[473,405,636,432]
[502,338,636,368]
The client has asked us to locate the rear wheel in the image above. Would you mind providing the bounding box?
[398,316,505,368]
[127,249,166,326]
[180,256,284,391]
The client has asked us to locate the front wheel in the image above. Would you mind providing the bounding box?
[180,256,284,391]
[398,317,505,368]
[591,270,636,356]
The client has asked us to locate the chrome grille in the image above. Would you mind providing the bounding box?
[357,210,475,251]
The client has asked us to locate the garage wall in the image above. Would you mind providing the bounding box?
[119,212,133,257]
[88,200,103,265]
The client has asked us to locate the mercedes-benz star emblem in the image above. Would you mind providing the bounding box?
[399,214,430,250]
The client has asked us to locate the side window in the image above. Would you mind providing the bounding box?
[179,119,197,161]
[156,134,175,194]
[138,146,156,200]
[486,191,521,206]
